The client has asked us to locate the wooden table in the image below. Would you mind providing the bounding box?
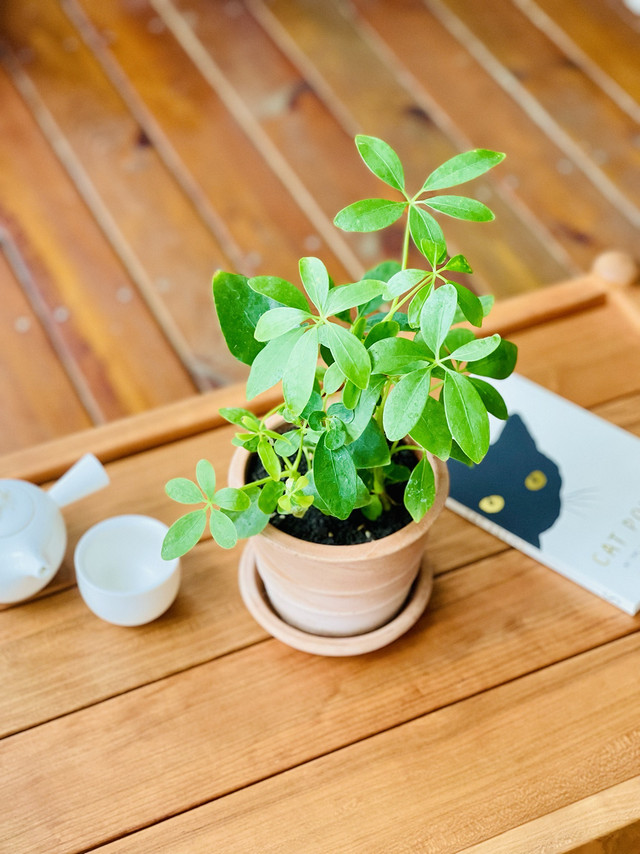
[3,254,640,853]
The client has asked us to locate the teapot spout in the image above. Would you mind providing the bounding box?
[48,454,110,508]
[18,551,50,578]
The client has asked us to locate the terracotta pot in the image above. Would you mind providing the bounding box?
[228,436,449,643]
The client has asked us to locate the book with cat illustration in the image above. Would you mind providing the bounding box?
[446,373,640,614]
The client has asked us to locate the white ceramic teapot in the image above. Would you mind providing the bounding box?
[0,454,110,604]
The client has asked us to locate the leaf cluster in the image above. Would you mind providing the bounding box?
[163,136,516,559]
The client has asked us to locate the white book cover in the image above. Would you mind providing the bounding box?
[446,373,640,614]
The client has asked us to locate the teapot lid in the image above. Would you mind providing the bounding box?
[0,482,35,538]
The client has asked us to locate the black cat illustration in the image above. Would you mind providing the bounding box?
[448,413,563,547]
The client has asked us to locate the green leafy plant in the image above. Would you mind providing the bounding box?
[162,135,517,559]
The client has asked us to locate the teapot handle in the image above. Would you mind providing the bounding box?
[47,454,110,508]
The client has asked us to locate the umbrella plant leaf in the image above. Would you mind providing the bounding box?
[383,367,433,442]
[325,279,385,316]
[209,508,238,550]
[312,433,357,520]
[213,487,251,512]
[334,198,407,232]
[282,325,319,416]
[355,134,405,191]
[447,334,501,364]
[195,459,216,500]
[409,396,452,460]
[420,283,458,355]
[404,457,436,522]
[409,205,445,256]
[161,509,207,559]
[165,478,204,505]
[254,306,310,342]
[299,256,330,312]
[469,377,509,420]
[322,322,371,389]
[422,149,505,191]
[212,271,278,365]
[467,339,518,379]
[443,370,489,463]
[248,275,310,311]
[246,326,306,400]
[425,195,495,222]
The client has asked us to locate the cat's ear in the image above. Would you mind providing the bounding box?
[501,413,538,451]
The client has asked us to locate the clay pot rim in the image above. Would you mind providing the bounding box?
[227,422,450,560]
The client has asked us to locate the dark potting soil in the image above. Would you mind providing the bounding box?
[245,449,417,546]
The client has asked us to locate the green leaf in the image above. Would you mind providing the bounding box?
[165,477,204,505]
[467,339,518,379]
[443,370,489,463]
[254,306,310,342]
[325,420,347,450]
[404,457,436,522]
[325,279,385,316]
[209,509,238,549]
[322,322,371,389]
[409,396,452,460]
[445,254,473,274]
[361,495,383,521]
[449,281,484,327]
[258,436,281,481]
[161,509,207,559]
[212,271,277,365]
[222,486,270,537]
[445,328,475,353]
[382,268,426,301]
[323,361,346,395]
[219,407,258,428]
[282,325,319,416]
[339,375,386,442]
[342,380,361,410]
[313,433,357,520]
[299,256,330,312]
[246,326,306,400]
[383,367,433,441]
[364,260,402,282]
[447,334,501,364]
[420,283,458,355]
[248,276,310,311]
[369,337,430,374]
[469,377,509,420]
[407,284,432,329]
[425,195,495,222]
[409,205,445,255]
[364,320,399,348]
[195,459,216,500]
[347,419,391,468]
[273,430,301,458]
[355,134,405,191]
[213,487,251,512]
[334,199,407,233]
[258,479,286,514]
[422,149,506,191]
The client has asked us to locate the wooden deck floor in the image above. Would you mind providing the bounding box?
[0,0,639,453]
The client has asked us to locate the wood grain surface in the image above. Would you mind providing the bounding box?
[1,0,638,450]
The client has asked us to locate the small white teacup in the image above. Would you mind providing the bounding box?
[74,515,180,626]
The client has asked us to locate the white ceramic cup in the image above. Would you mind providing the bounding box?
[74,515,180,626]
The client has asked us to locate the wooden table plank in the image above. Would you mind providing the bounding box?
[0,246,92,451]
[347,0,640,271]
[249,0,573,296]
[0,0,254,388]
[526,0,640,104]
[85,633,640,853]
[70,0,357,286]
[2,549,639,853]
[434,0,640,215]
[0,66,196,424]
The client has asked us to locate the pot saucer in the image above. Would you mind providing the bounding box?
[238,543,434,656]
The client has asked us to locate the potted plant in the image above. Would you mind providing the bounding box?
[161,135,517,654]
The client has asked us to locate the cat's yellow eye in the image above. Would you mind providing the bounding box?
[525,470,547,491]
[479,495,505,514]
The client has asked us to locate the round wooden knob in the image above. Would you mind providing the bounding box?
[592,251,639,287]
